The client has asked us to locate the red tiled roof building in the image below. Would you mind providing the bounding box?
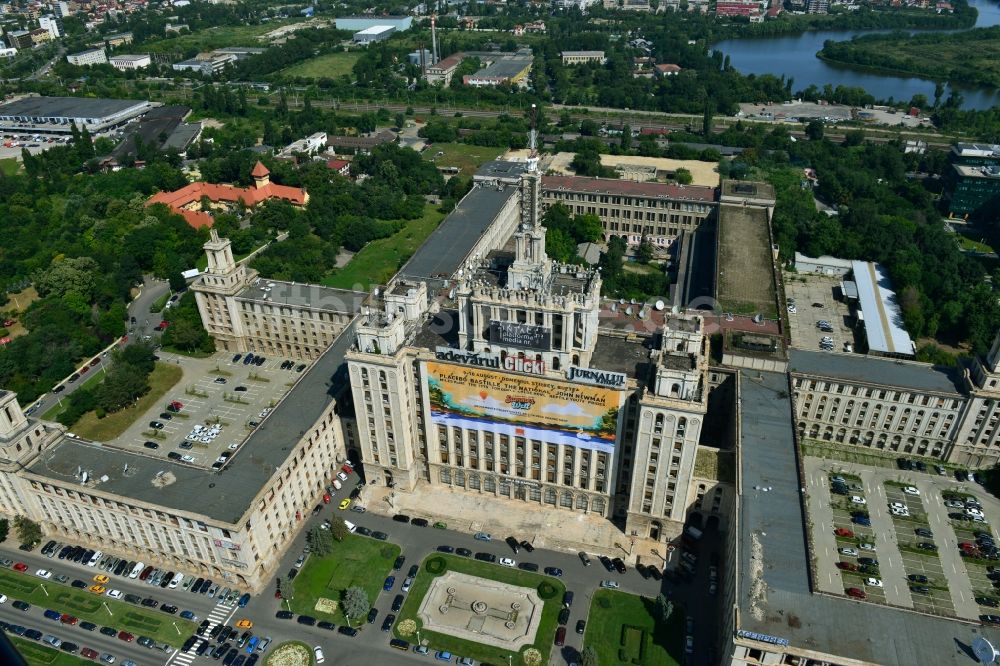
[146,162,309,228]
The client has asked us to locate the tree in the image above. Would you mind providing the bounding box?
[655,593,674,623]
[327,517,349,542]
[805,120,824,141]
[580,646,599,666]
[674,168,693,185]
[308,526,334,555]
[702,101,714,137]
[637,239,655,264]
[13,516,41,547]
[620,123,632,151]
[342,585,370,623]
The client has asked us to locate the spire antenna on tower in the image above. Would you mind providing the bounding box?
[527,103,538,173]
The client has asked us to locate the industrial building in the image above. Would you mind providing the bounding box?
[334,15,413,32]
[793,252,853,276]
[560,50,606,65]
[172,52,237,75]
[66,48,108,66]
[850,260,914,358]
[462,52,533,87]
[0,95,154,134]
[109,54,151,71]
[352,25,395,44]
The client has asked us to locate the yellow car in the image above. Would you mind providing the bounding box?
[339,498,351,510]
[89,585,106,594]
[236,619,253,629]
[93,574,109,584]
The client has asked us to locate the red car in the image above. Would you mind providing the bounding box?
[81,647,99,660]
[89,357,100,367]
[323,494,331,504]
[60,614,79,625]
[846,587,867,599]
[341,464,353,475]
[834,528,855,538]
[80,365,89,374]
[169,400,184,411]
[836,562,858,571]
[117,631,134,642]
[13,562,27,572]
[120,335,128,344]
[554,626,566,646]
[159,320,170,329]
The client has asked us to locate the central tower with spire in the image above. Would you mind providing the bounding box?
[509,104,550,291]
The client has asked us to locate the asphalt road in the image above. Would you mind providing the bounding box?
[26,277,171,417]
[0,466,723,666]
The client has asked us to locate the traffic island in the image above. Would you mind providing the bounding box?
[264,640,313,666]
[394,554,565,665]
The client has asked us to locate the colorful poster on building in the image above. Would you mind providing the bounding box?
[424,361,623,451]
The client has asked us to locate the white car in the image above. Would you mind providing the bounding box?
[35,569,52,579]
[968,508,986,518]
[865,578,883,588]
[498,557,516,567]
[106,589,123,599]
[891,507,910,517]
[859,542,876,551]
[337,471,348,482]
[851,496,866,505]
[946,500,965,508]
[787,305,797,314]
[889,501,907,510]
[903,486,920,496]
[839,548,858,557]
[402,577,413,593]
[181,455,195,463]
[600,580,620,589]
[314,646,325,664]
[0,594,7,603]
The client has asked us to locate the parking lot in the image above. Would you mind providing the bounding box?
[112,351,310,469]
[783,273,855,352]
[805,457,992,620]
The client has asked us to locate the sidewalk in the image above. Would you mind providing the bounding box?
[363,484,675,568]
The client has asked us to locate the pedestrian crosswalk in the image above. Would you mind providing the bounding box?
[163,602,237,666]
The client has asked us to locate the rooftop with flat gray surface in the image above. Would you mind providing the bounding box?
[738,372,994,664]
[237,279,365,313]
[0,96,150,120]
[788,349,962,394]
[400,183,517,281]
[26,320,358,524]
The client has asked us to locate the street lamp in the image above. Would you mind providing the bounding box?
[102,602,113,616]
[39,584,49,597]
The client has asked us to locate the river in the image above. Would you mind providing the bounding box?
[713,0,1000,110]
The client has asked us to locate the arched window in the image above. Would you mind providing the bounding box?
[670,383,681,397]
[545,488,557,505]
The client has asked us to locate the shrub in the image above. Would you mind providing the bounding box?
[522,648,542,666]
[536,582,558,600]
[397,619,417,637]
[425,556,447,574]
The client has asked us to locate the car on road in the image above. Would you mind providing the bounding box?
[392,594,405,611]
[498,557,516,567]
[437,545,454,553]
[35,569,52,579]
[544,567,563,577]
[865,578,883,588]
[903,486,920,495]
[852,516,871,527]
[314,647,325,664]
[236,619,253,629]
[393,556,406,571]
[554,626,566,646]
[839,548,858,557]
[612,557,627,574]
[297,616,316,626]
[275,611,293,620]
[381,614,396,632]
[402,577,413,593]
[981,615,1000,626]
[558,608,570,625]
[367,608,378,624]
[978,597,1000,607]
[505,536,520,553]
[576,619,586,634]
[518,563,539,572]
[384,576,396,591]
[850,496,866,505]
[846,587,866,599]
[339,499,351,510]
[578,552,591,566]
[372,531,388,541]
[908,574,929,584]
[600,580,620,589]
[456,548,472,557]
[434,651,452,662]
[915,528,933,538]
[475,552,497,563]
[117,631,134,642]
[338,626,358,637]
[474,532,492,541]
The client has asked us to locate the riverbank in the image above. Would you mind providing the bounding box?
[817,26,1000,90]
[725,3,977,39]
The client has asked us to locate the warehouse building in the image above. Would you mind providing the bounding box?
[0,95,154,134]
[352,25,395,44]
[334,15,413,31]
[463,53,533,87]
[108,54,151,71]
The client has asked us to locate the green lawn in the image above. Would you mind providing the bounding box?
[322,205,445,290]
[425,142,506,176]
[142,20,302,53]
[585,589,684,666]
[957,233,995,254]
[68,362,184,440]
[281,52,360,80]
[289,533,400,625]
[0,157,19,176]
[0,569,196,646]
[392,554,566,666]
[40,368,107,421]
[11,636,92,666]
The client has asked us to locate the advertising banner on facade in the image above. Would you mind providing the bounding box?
[424,361,623,451]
